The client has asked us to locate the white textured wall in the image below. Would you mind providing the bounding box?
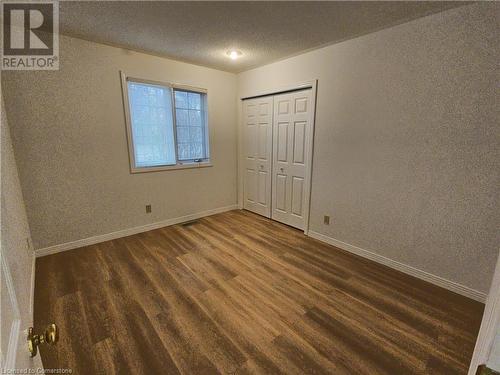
[2,35,238,249]
[1,90,42,370]
[238,3,499,293]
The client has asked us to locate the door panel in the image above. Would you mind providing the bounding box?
[275,174,287,212]
[258,171,268,205]
[293,121,306,165]
[271,90,312,229]
[245,169,256,203]
[278,100,289,115]
[277,123,288,162]
[295,97,308,113]
[243,97,273,217]
[246,124,257,157]
[291,177,304,216]
[258,125,268,159]
[259,101,270,116]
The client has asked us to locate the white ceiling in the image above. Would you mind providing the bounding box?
[59,1,465,73]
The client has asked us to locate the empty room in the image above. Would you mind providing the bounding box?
[1,1,499,374]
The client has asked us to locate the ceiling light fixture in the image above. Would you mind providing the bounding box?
[227,50,242,60]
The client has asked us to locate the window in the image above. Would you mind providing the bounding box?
[127,81,176,167]
[122,74,210,172]
[174,90,208,161]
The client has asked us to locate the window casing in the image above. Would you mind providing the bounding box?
[121,73,211,173]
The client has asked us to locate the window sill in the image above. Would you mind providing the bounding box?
[130,161,213,174]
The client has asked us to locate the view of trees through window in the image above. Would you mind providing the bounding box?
[125,79,209,170]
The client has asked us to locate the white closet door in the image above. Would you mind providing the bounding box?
[243,96,273,217]
[271,90,312,229]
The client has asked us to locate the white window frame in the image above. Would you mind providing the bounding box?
[120,71,212,173]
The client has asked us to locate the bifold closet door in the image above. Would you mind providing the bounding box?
[242,96,273,217]
[271,90,312,230]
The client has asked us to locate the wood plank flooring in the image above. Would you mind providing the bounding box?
[35,210,484,374]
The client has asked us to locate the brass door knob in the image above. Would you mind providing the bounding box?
[27,323,59,357]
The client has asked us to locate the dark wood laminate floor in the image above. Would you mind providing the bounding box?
[35,210,484,375]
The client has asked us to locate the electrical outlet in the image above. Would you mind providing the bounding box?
[146,204,152,213]
[324,215,330,225]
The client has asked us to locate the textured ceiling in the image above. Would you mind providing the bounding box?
[59,1,465,73]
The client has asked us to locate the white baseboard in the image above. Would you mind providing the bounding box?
[35,205,239,258]
[308,230,487,303]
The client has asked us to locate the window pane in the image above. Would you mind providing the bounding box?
[177,142,203,160]
[188,110,201,127]
[176,126,188,143]
[188,92,201,110]
[174,91,188,109]
[174,89,208,161]
[190,143,203,157]
[189,127,202,143]
[177,143,190,160]
[127,81,176,167]
[175,109,188,127]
